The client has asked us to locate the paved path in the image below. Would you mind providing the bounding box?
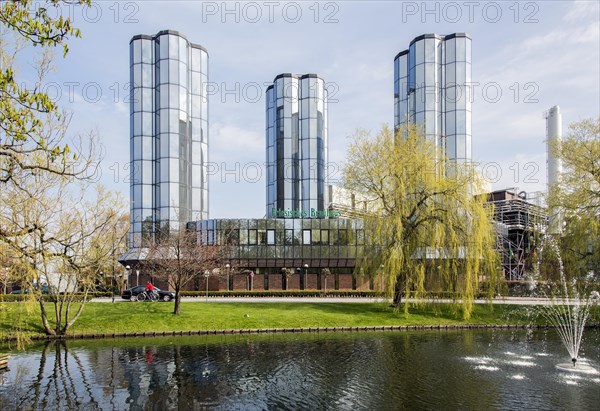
[91,296,584,305]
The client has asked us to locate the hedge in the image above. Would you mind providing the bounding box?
[178,290,492,299]
[0,292,111,302]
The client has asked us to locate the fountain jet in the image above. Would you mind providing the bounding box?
[534,235,598,373]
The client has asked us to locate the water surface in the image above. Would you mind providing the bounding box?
[1,329,598,410]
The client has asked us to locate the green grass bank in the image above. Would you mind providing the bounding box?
[3,301,592,341]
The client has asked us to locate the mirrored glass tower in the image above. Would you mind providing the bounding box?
[394,33,472,166]
[266,74,328,218]
[129,30,208,247]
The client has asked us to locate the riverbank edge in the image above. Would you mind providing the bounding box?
[4,323,599,343]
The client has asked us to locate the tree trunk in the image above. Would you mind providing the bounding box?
[61,294,88,335]
[173,293,181,315]
[392,275,403,307]
[39,299,56,335]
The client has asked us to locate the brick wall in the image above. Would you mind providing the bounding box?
[233,274,248,290]
[306,274,318,290]
[251,274,264,290]
[217,276,228,291]
[338,274,354,290]
[355,277,371,291]
[269,274,282,290]
[287,274,300,290]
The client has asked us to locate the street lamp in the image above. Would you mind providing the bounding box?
[204,270,210,302]
[125,265,131,291]
[303,264,308,291]
[225,263,230,292]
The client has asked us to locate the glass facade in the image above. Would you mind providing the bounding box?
[394,33,472,166]
[193,218,363,269]
[266,74,328,218]
[129,30,208,247]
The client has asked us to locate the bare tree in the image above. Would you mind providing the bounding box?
[0,265,11,294]
[322,268,331,293]
[0,2,129,338]
[281,268,292,291]
[2,172,127,335]
[145,227,229,315]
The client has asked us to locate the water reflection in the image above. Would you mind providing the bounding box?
[0,330,598,410]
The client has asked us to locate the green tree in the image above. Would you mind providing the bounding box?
[547,117,599,290]
[2,1,97,253]
[0,0,90,152]
[343,124,499,319]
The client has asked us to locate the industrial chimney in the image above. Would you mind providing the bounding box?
[545,105,563,235]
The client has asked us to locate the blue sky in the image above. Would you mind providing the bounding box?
[33,0,600,218]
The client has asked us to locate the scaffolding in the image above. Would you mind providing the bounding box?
[486,189,547,281]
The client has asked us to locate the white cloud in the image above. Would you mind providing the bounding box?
[564,0,600,23]
[21,1,597,215]
[210,123,264,159]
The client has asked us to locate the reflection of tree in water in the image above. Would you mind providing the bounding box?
[103,343,224,409]
[4,335,456,410]
[114,336,405,410]
[11,341,101,410]
[2,332,545,410]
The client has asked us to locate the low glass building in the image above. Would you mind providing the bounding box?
[187,218,371,291]
[192,218,363,269]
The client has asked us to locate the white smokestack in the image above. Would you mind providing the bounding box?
[546,106,563,189]
[545,105,563,235]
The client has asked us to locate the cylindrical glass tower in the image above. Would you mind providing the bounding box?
[394,33,471,166]
[266,73,328,218]
[130,30,208,246]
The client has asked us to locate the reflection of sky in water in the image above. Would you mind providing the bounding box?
[0,329,598,410]
[507,360,536,367]
[462,331,600,394]
[475,365,500,371]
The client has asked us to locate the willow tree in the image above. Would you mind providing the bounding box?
[343,124,499,319]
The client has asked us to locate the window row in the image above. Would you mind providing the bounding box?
[132,115,206,138]
[229,246,364,259]
[196,218,363,231]
[200,228,365,246]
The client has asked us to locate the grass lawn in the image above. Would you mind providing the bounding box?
[0,300,561,340]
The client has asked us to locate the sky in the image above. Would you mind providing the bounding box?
[24,0,600,218]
